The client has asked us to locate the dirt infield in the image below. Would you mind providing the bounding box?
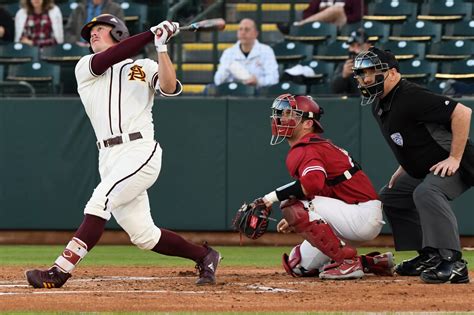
[0,266,472,312]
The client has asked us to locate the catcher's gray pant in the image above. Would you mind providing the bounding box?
[380,171,469,254]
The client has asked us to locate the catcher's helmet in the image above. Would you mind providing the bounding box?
[270,94,324,145]
[81,14,130,43]
[352,47,398,106]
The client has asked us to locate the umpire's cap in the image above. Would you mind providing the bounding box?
[81,14,130,43]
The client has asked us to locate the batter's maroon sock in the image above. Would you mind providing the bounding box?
[152,229,208,262]
[52,215,106,274]
[74,214,107,250]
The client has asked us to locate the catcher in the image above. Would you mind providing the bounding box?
[234,94,393,279]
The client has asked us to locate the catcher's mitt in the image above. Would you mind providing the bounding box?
[232,198,274,240]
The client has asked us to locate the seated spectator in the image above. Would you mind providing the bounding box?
[331,29,372,95]
[14,0,64,47]
[65,0,124,45]
[214,18,279,89]
[297,0,364,27]
[278,0,364,34]
[0,6,15,43]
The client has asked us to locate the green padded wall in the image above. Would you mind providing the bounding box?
[0,97,473,235]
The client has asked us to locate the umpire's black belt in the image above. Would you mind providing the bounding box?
[97,132,143,149]
[326,164,361,186]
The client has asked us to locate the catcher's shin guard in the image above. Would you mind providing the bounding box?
[280,199,356,263]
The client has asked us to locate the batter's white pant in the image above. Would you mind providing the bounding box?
[84,139,163,250]
[297,197,384,271]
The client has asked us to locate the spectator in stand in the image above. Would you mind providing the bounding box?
[65,0,124,45]
[0,6,15,43]
[296,0,364,27]
[331,29,371,95]
[14,0,64,47]
[214,18,279,89]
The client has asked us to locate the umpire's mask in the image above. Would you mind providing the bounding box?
[352,49,390,106]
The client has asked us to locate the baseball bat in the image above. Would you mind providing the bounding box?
[179,18,226,32]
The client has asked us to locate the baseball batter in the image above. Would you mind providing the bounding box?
[259,94,393,279]
[25,14,220,288]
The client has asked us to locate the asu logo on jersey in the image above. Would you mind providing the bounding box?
[128,65,146,82]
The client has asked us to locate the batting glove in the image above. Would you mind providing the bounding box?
[151,21,180,50]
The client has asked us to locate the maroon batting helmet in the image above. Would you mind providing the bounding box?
[81,14,130,43]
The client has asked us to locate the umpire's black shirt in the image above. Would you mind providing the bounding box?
[372,79,458,179]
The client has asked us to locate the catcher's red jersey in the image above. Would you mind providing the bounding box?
[286,133,378,204]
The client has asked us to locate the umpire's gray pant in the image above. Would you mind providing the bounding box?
[380,171,469,253]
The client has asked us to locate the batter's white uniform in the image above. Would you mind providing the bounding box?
[75,54,180,250]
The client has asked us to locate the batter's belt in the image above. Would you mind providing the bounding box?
[97,132,143,149]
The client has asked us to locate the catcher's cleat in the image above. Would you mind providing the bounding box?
[319,257,364,280]
[395,252,441,276]
[361,251,395,276]
[195,244,221,285]
[25,266,71,288]
[420,259,469,284]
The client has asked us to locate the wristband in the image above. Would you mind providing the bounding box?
[156,45,167,53]
[264,191,279,204]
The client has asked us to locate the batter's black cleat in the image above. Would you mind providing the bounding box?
[420,259,469,284]
[195,244,221,285]
[394,252,441,276]
[25,266,71,288]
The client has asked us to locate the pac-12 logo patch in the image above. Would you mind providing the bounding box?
[390,132,403,146]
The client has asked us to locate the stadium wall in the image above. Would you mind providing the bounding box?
[0,97,473,235]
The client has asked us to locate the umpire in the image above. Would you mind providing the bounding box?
[352,47,471,284]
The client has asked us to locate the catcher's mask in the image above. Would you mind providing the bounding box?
[352,50,389,106]
[270,94,324,145]
[81,14,130,44]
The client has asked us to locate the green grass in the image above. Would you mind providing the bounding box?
[0,245,473,269]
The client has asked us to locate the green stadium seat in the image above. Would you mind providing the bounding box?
[436,59,474,81]
[337,21,391,42]
[4,2,18,16]
[425,40,473,61]
[40,43,89,63]
[182,43,231,63]
[181,84,207,96]
[303,59,335,80]
[6,61,61,95]
[381,41,426,60]
[399,59,438,84]
[418,0,472,22]
[285,22,337,43]
[426,79,450,94]
[313,41,348,61]
[180,63,214,84]
[40,43,90,94]
[310,81,334,95]
[337,22,363,41]
[360,20,391,43]
[235,3,291,23]
[259,82,307,96]
[216,82,256,96]
[0,64,4,81]
[261,24,284,44]
[442,20,474,40]
[0,43,39,64]
[271,41,314,64]
[121,2,148,35]
[390,20,442,42]
[57,1,79,22]
[364,0,418,22]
